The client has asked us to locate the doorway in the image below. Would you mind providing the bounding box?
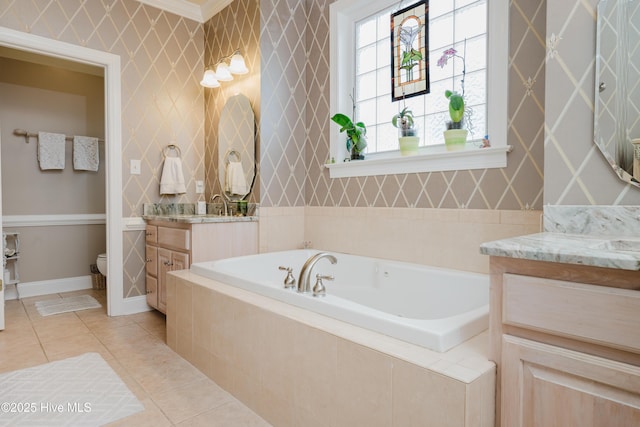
[0,27,124,316]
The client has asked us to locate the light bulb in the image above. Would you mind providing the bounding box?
[200,69,220,88]
[215,62,233,81]
[228,53,249,74]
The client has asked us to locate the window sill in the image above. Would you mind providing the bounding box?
[325,144,512,178]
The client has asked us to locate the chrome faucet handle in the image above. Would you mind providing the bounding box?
[312,274,333,297]
[278,266,296,289]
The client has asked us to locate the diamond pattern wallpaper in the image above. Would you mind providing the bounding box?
[204,0,260,203]
[0,0,205,297]
[545,0,640,205]
[258,0,546,210]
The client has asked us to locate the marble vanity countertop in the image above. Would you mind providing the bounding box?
[142,214,258,224]
[480,232,640,271]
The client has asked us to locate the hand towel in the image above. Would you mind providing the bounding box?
[160,156,187,194]
[73,135,99,171]
[38,132,66,170]
[225,161,248,195]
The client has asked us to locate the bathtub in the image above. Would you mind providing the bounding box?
[190,249,489,352]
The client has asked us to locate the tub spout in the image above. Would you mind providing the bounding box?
[298,252,337,293]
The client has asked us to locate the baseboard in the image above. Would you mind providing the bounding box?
[117,295,152,316]
[6,275,93,300]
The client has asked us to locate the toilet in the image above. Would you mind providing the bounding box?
[96,253,107,277]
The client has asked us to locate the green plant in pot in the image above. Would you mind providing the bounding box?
[392,107,419,156]
[331,113,367,160]
[438,46,469,151]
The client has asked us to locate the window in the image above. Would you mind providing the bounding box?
[328,0,509,178]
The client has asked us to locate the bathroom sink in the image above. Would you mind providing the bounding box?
[594,239,640,253]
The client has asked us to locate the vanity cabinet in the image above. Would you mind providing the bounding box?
[145,220,258,313]
[490,257,640,427]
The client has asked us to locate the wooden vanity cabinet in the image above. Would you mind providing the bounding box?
[145,220,258,313]
[490,257,640,427]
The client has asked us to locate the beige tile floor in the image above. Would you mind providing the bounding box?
[0,288,271,426]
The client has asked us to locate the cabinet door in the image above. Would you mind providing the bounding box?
[146,274,158,309]
[502,335,640,427]
[145,244,158,277]
[157,248,172,314]
[159,251,189,313]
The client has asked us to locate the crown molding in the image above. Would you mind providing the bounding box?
[137,0,232,23]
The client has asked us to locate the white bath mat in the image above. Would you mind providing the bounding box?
[0,352,144,426]
[35,295,101,317]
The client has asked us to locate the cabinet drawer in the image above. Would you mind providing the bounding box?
[503,274,640,352]
[145,225,157,243]
[157,227,191,251]
[146,245,158,277]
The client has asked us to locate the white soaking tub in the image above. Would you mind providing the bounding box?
[190,249,489,352]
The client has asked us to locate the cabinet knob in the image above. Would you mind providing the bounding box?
[146,289,152,294]
[145,258,152,263]
[145,232,153,236]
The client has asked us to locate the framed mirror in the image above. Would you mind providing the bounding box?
[218,94,256,200]
[594,0,640,187]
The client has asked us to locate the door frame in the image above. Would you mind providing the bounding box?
[0,27,125,316]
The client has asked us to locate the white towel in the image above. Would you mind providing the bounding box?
[160,156,186,194]
[225,161,248,195]
[73,135,99,171]
[38,131,66,170]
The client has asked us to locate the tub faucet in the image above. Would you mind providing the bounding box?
[210,193,227,216]
[298,252,337,293]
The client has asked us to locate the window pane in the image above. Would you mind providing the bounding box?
[377,96,396,124]
[353,0,487,154]
[430,0,454,19]
[357,71,377,101]
[455,1,486,42]
[357,98,376,125]
[357,44,377,75]
[376,66,391,96]
[377,40,391,68]
[429,14,453,51]
[357,17,377,47]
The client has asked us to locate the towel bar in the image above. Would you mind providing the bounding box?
[13,129,104,143]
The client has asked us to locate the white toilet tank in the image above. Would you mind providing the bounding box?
[96,253,107,276]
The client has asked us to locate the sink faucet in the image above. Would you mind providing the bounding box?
[210,193,228,216]
[298,252,337,293]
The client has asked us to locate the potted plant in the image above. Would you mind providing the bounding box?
[392,107,419,156]
[438,46,469,151]
[331,113,367,160]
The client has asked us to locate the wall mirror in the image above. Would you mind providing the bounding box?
[594,0,640,188]
[218,93,256,200]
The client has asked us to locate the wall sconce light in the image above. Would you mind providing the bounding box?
[200,49,249,88]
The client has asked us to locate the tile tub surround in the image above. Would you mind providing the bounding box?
[543,205,640,236]
[166,270,496,427]
[302,207,542,274]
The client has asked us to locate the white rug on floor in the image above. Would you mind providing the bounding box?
[0,352,144,426]
[35,295,101,317]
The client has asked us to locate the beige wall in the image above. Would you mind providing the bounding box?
[544,0,640,205]
[0,59,106,282]
[257,0,546,210]
[204,0,260,204]
[0,0,205,297]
